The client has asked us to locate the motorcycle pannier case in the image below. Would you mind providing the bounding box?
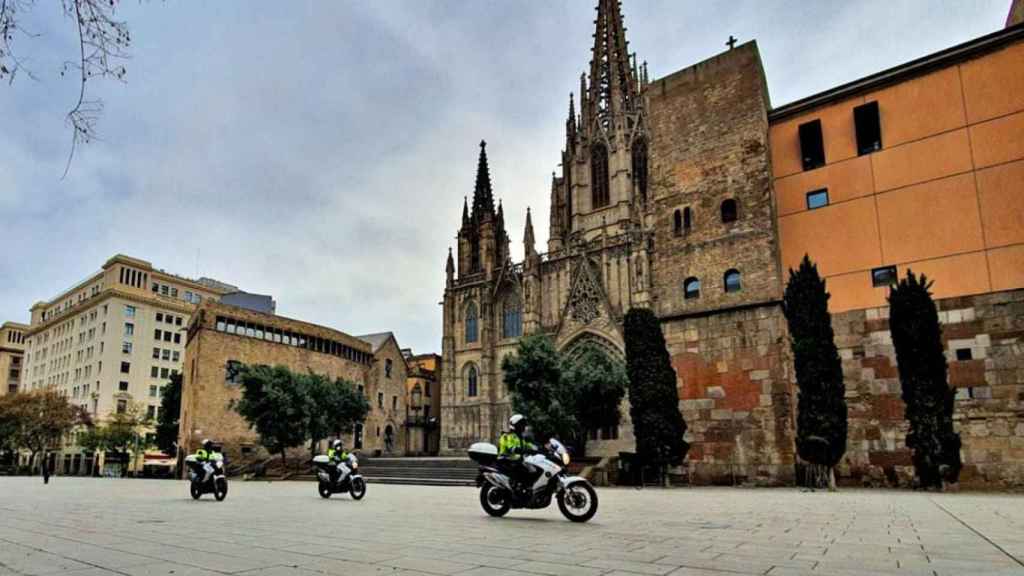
[468,442,498,465]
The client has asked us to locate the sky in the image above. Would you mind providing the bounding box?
[0,0,1013,355]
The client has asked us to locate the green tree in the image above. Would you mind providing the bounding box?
[563,343,627,455]
[783,255,848,490]
[232,364,310,467]
[79,402,147,474]
[155,372,182,456]
[889,271,961,489]
[623,308,688,483]
[502,334,578,448]
[5,389,87,471]
[305,373,370,458]
[0,394,24,460]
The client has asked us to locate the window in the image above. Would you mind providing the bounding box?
[385,359,393,378]
[154,329,161,340]
[152,282,159,293]
[161,285,169,296]
[120,361,130,374]
[378,392,384,409]
[149,385,158,397]
[153,347,160,359]
[185,291,193,303]
[807,188,829,210]
[160,367,169,379]
[591,143,610,209]
[871,266,897,287]
[116,399,127,414]
[956,348,973,361]
[673,210,682,237]
[163,332,172,342]
[465,303,479,344]
[357,384,364,396]
[124,322,134,337]
[683,207,692,232]
[151,366,159,378]
[146,405,156,420]
[684,277,701,300]
[467,365,478,397]
[854,101,882,155]
[176,316,182,326]
[632,138,648,202]
[161,349,170,361]
[122,342,133,354]
[172,351,180,362]
[225,360,242,385]
[124,305,136,318]
[724,269,742,293]
[174,333,181,344]
[721,199,738,223]
[798,119,825,170]
[156,313,163,322]
[170,288,178,298]
[118,381,129,392]
[502,297,522,339]
[392,395,397,411]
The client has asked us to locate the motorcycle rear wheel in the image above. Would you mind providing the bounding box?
[214,479,228,501]
[349,477,366,500]
[318,481,332,499]
[189,482,202,500]
[479,484,510,517]
[557,481,598,523]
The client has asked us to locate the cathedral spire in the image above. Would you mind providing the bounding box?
[524,206,536,253]
[461,196,470,228]
[445,247,454,286]
[587,0,638,129]
[566,92,577,146]
[471,140,495,221]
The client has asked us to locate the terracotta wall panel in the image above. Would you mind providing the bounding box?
[876,173,985,263]
[977,159,1024,248]
[774,156,874,216]
[871,128,973,192]
[769,96,864,179]
[865,67,966,147]
[988,245,1024,292]
[897,252,991,299]
[824,270,888,313]
[960,42,1024,124]
[779,197,881,277]
[969,111,1024,168]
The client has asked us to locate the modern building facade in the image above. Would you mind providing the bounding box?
[21,254,242,475]
[0,322,28,396]
[441,1,1024,487]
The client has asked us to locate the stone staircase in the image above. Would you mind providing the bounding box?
[291,457,478,487]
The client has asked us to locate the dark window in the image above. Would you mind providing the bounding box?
[631,138,648,202]
[721,199,738,223]
[724,269,742,293]
[854,101,882,155]
[378,392,384,408]
[591,143,610,209]
[225,360,243,385]
[173,333,181,344]
[683,207,692,232]
[163,331,171,342]
[798,119,825,170]
[151,366,158,378]
[118,381,129,392]
[467,365,478,397]
[120,361,130,374]
[465,303,478,344]
[502,298,522,339]
[385,359,393,378]
[956,348,973,361]
[684,277,701,300]
[175,317,183,326]
[392,396,397,411]
[807,188,829,210]
[116,399,127,414]
[154,329,161,340]
[871,266,897,287]
[146,405,156,420]
[673,210,682,237]
[156,313,163,322]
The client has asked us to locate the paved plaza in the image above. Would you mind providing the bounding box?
[0,478,1022,576]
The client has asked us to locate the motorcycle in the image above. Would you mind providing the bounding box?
[312,453,367,500]
[469,438,598,523]
[185,453,228,501]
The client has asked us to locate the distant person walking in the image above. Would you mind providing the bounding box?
[41,452,51,484]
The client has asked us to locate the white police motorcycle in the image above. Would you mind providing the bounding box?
[312,453,367,500]
[469,438,598,522]
[185,453,228,501]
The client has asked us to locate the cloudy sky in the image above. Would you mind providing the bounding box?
[0,0,1012,354]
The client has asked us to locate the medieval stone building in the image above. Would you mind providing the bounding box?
[442,0,1024,487]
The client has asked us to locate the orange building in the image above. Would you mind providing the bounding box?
[770,26,1024,311]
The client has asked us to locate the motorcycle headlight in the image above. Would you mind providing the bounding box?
[562,453,570,466]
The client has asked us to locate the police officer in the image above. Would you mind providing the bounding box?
[194,439,215,483]
[499,414,536,495]
[326,439,349,483]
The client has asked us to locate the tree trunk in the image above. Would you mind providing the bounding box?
[280,447,288,469]
[828,467,837,491]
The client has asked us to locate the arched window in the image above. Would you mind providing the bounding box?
[591,143,610,209]
[684,207,692,231]
[466,365,478,397]
[673,210,682,237]
[684,277,701,300]
[724,269,742,293]
[502,297,522,339]
[465,302,478,344]
[632,138,648,202]
[721,199,738,223]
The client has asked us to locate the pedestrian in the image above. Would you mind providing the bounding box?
[42,453,50,484]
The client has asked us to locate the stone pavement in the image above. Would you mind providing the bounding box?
[1,478,1022,576]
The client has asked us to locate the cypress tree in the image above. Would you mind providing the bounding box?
[623,308,688,483]
[888,271,961,489]
[782,255,847,489]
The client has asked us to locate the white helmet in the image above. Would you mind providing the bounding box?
[509,414,527,433]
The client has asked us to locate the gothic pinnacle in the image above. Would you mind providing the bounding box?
[471,140,495,221]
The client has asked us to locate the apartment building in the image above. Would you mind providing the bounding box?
[0,322,28,396]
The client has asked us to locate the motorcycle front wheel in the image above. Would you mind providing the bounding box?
[189,481,202,500]
[557,481,598,523]
[318,481,332,499]
[479,484,510,517]
[214,478,228,501]
[349,477,366,500]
